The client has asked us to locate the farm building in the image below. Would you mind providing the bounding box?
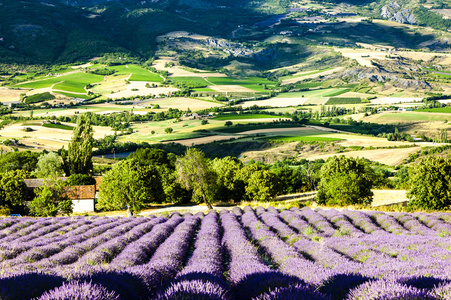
[23,177,103,213]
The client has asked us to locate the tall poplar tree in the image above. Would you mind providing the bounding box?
[176,148,216,210]
[61,114,94,176]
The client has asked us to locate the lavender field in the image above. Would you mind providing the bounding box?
[1,207,451,299]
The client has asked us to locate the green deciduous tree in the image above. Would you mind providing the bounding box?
[211,156,245,202]
[31,152,63,178]
[0,151,40,173]
[236,164,279,201]
[129,148,172,166]
[97,160,164,216]
[407,156,451,210]
[130,148,190,204]
[176,148,216,209]
[61,114,94,176]
[272,166,305,194]
[0,170,29,213]
[317,156,374,206]
[29,178,72,217]
[245,169,279,201]
[158,166,191,204]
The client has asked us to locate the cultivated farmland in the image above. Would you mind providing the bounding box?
[15,73,104,94]
[2,207,451,299]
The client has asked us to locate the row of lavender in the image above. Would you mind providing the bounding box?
[0,207,451,299]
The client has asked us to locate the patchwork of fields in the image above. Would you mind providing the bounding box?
[2,207,451,299]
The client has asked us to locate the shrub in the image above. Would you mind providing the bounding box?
[0,206,11,216]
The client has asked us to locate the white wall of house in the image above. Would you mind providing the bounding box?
[72,199,95,213]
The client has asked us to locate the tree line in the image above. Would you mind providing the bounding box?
[0,113,450,216]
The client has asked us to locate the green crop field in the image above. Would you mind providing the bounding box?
[276,88,347,98]
[91,65,163,82]
[42,123,74,130]
[127,66,163,82]
[119,132,202,143]
[55,92,92,99]
[207,77,276,92]
[325,97,362,105]
[324,89,351,98]
[419,107,451,113]
[212,114,281,120]
[15,73,104,93]
[213,124,306,133]
[367,112,451,123]
[171,77,210,85]
[280,68,334,80]
[262,135,344,142]
[24,92,55,104]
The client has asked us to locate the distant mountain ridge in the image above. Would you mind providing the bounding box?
[1,0,451,65]
[47,0,126,6]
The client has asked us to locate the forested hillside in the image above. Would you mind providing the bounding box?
[1,0,451,64]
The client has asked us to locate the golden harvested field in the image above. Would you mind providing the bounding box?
[153,55,225,78]
[90,75,130,94]
[334,47,390,67]
[398,51,451,65]
[13,107,100,118]
[305,147,421,166]
[304,97,328,105]
[371,190,408,207]
[0,123,114,151]
[0,87,24,102]
[281,67,343,85]
[370,97,423,105]
[103,82,179,100]
[432,9,451,18]
[150,97,224,111]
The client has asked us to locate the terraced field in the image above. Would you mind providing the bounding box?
[2,207,451,299]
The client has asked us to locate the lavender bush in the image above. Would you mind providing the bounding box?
[0,208,449,300]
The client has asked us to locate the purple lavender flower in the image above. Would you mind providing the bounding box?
[36,281,120,300]
[347,279,436,300]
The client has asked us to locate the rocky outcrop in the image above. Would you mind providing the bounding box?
[335,67,431,90]
[381,1,416,24]
[204,38,256,57]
